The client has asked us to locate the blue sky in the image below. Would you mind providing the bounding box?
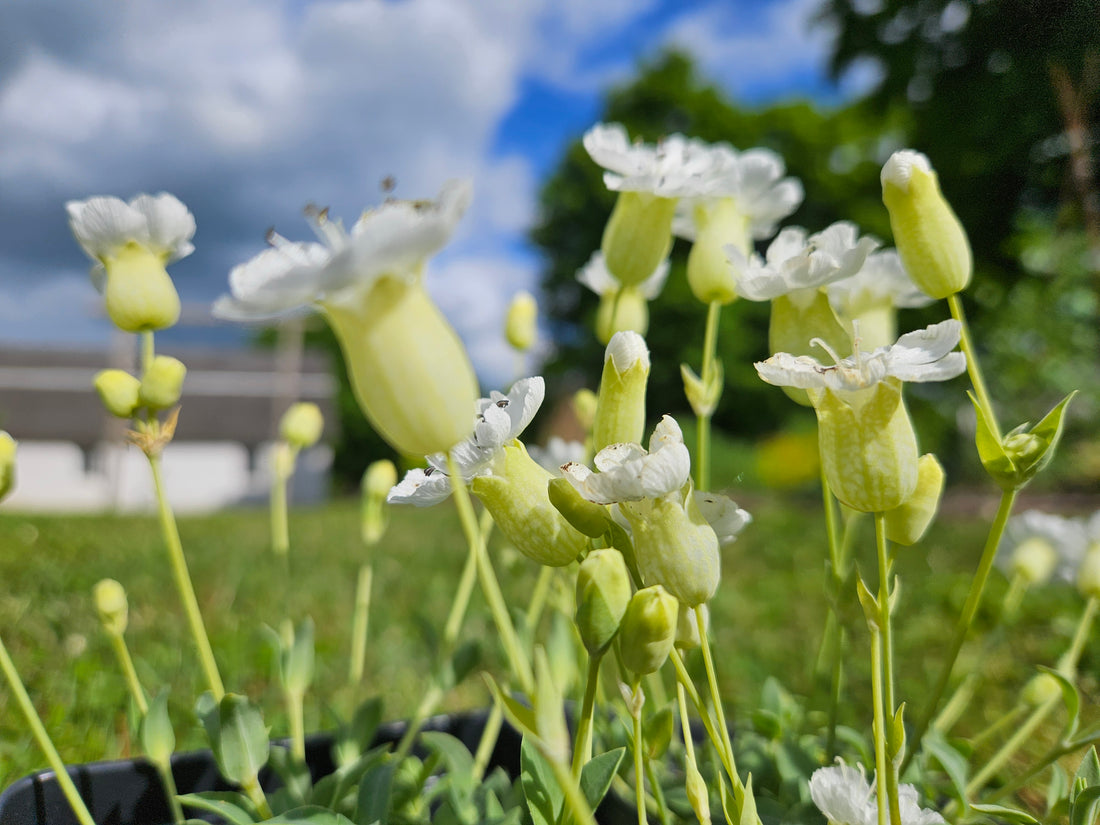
[0,0,876,387]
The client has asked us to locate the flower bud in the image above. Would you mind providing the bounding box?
[93,578,129,636]
[685,762,711,825]
[769,291,850,408]
[815,381,919,513]
[1009,536,1058,586]
[94,369,142,418]
[1021,671,1061,707]
[470,442,587,566]
[575,549,632,655]
[573,388,598,433]
[139,355,187,410]
[881,150,972,299]
[547,477,612,538]
[505,291,538,352]
[884,453,945,546]
[280,402,324,449]
[601,191,677,287]
[361,459,397,545]
[686,199,749,305]
[618,585,678,675]
[592,331,650,453]
[622,492,721,607]
[595,286,649,345]
[0,431,17,502]
[1077,543,1100,600]
[103,245,183,332]
[324,280,478,456]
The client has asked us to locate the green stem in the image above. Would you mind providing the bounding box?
[676,680,700,775]
[154,757,185,825]
[875,513,901,825]
[141,331,155,373]
[525,565,555,636]
[349,561,373,685]
[108,631,148,715]
[695,606,743,795]
[820,470,845,758]
[448,453,534,694]
[669,648,737,789]
[694,301,723,492]
[240,776,273,820]
[148,453,225,700]
[1058,595,1097,674]
[630,681,647,825]
[967,703,1028,750]
[948,294,1002,441]
[472,703,504,781]
[394,684,445,761]
[571,653,604,778]
[644,754,672,825]
[546,749,599,825]
[869,624,891,825]
[270,443,292,558]
[288,689,305,762]
[906,488,1017,771]
[0,634,97,825]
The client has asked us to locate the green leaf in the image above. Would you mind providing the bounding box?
[521,736,561,825]
[334,697,385,768]
[1020,391,1077,478]
[283,617,316,696]
[921,729,969,811]
[534,647,569,763]
[312,747,387,810]
[1039,665,1082,741]
[856,577,879,630]
[578,747,625,811]
[199,693,270,786]
[968,803,1041,824]
[354,760,396,825]
[749,709,781,740]
[1070,785,1100,825]
[266,745,313,808]
[177,791,261,825]
[483,673,538,740]
[1073,748,1100,803]
[643,706,674,760]
[889,703,907,764]
[738,775,760,825]
[141,689,175,765]
[265,805,357,825]
[421,731,477,804]
[1048,764,1071,814]
[970,391,1077,490]
[451,640,482,687]
[970,392,1015,488]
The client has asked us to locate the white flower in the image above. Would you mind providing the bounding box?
[67,193,196,290]
[809,764,944,825]
[694,492,752,546]
[562,415,691,505]
[528,436,587,475]
[755,320,967,393]
[213,180,471,321]
[997,510,1088,585]
[729,222,880,302]
[583,123,723,198]
[674,147,804,242]
[827,250,934,314]
[577,251,669,300]
[388,377,544,506]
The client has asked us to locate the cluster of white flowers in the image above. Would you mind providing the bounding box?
[809,763,944,825]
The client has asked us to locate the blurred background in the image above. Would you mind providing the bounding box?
[0,0,1097,506]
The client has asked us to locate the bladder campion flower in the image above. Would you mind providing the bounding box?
[577,252,669,343]
[214,181,478,457]
[67,193,195,332]
[755,321,966,512]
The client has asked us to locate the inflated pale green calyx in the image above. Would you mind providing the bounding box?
[884,453,945,546]
[139,356,187,410]
[0,431,14,501]
[470,442,587,567]
[769,291,851,408]
[814,381,919,513]
[103,243,182,332]
[280,402,324,449]
[93,578,129,636]
[547,477,612,538]
[505,291,537,352]
[323,276,478,457]
[1076,543,1100,599]
[686,198,749,305]
[592,331,650,453]
[881,151,972,299]
[601,191,677,287]
[361,459,397,545]
[595,286,649,344]
[621,491,721,607]
[94,369,142,418]
[575,549,632,655]
[618,585,678,675]
[1010,537,1058,586]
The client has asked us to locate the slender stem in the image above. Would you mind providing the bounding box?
[676,680,700,774]
[394,684,446,761]
[141,331,155,373]
[525,565,555,635]
[694,301,723,492]
[990,727,1100,804]
[869,624,890,825]
[288,689,305,762]
[349,561,374,685]
[967,703,1028,750]
[827,625,846,761]
[154,758,185,825]
[695,606,743,794]
[669,649,737,789]
[240,777,273,820]
[448,453,534,694]
[270,443,292,558]
[472,703,504,781]
[948,294,1002,441]
[875,513,901,825]
[0,634,97,825]
[572,653,604,777]
[1059,595,1098,674]
[932,672,979,736]
[631,682,647,825]
[108,631,148,715]
[546,748,599,825]
[148,453,225,699]
[906,488,1017,771]
[820,469,845,758]
[645,755,672,825]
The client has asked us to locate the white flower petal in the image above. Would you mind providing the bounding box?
[694,493,752,546]
[809,765,876,825]
[130,193,196,261]
[387,468,454,506]
[576,252,618,296]
[583,123,727,198]
[212,243,332,321]
[828,250,933,314]
[637,441,691,498]
[593,442,648,474]
[66,196,148,262]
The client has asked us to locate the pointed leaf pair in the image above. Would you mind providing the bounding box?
[971,391,1075,490]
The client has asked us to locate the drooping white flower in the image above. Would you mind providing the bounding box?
[809,764,944,825]
[996,510,1088,586]
[528,436,587,476]
[388,377,545,506]
[755,320,967,393]
[583,123,721,198]
[729,222,880,302]
[694,492,752,546]
[577,251,669,301]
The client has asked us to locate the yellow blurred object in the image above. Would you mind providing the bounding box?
[755,429,820,489]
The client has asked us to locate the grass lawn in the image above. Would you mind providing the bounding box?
[0,492,1094,790]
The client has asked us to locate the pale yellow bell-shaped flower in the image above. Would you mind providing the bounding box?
[684,198,750,305]
[279,402,324,449]
[884,453,945,545]
[94,369,142,418]
[139,355,187,410]
[67,194,194,333]
[505,291,537,352]
[214,181,478,457]
[0,431,15,502]
[93,579,129,637]
[881,150,972,299]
